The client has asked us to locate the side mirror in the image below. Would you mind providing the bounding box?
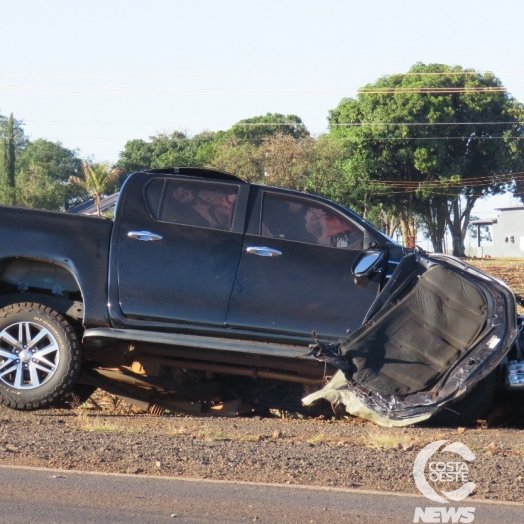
[352,251,384,277]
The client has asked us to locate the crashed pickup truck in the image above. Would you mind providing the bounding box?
[0,167,522,426]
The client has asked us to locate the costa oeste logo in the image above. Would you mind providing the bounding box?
[413,440,476,523]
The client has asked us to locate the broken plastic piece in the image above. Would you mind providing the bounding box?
[302,371,431,427]
[506,360,524,388]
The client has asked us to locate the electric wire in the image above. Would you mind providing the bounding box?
[1,69,524,79]
[0,86,522,95]
[28,120,524,125]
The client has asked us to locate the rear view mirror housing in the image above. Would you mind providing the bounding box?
[352,251,384,277]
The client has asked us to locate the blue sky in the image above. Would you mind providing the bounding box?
[1,0,523,218]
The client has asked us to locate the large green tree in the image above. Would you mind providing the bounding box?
[16,139,85,210]
[118,131,216,174]
[227,113,309,146]
[211,113,313,183]
[329,63,524,255]
[210,134,261,180]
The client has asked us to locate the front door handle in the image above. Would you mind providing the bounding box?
[128,231,163,242]
[246,246,282,257]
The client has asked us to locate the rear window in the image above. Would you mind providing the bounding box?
[159,179,239,231]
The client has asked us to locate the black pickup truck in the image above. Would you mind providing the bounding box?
[0,167,521,426]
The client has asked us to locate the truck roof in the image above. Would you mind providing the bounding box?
[141,167,245,182]
[67,167,246,215]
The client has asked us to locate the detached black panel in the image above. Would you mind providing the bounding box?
[342,265,488,395]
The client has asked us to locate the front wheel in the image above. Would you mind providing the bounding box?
[0,303,81,410]
[429,370,498,427]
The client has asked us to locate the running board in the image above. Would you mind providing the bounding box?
[82,327,312,360]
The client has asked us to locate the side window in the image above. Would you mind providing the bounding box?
[144,178,165,219]
[261,193,363,250]
[160,179,239,231]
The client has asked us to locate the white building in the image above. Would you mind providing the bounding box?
[470,206,524,258]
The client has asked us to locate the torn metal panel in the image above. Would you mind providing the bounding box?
[306,253,518,424]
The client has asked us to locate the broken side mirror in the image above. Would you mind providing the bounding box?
[352,251,384,277]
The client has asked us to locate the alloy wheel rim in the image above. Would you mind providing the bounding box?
[0,321,60,390]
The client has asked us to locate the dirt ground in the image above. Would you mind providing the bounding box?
[466,257,524,314]
[1,406,523,503]
[0,258,523,503]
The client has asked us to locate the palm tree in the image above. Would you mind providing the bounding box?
[69,161,123,216]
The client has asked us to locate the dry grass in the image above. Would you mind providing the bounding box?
[466,257,524,313]
[306,433,327,445]
[74,410,119,432]
[73,405,142,433]
[166,421,192,437]
[365,428,418,450]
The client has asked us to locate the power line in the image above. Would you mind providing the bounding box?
[22,119,524,127]
[301,134,524,142]
[0,70,517,79]
[378,172,524,187]
[333,136,524,141]
[358,87,509,94]
[0,86,523,96]
[328,121,524,127]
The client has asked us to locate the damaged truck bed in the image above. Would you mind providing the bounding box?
[0,167,521,425]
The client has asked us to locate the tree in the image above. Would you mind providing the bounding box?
[1,114,17,205]
[329,63,524,255]
[304,134,346,201]
[118,131,216,174]
[227,113,309,146]
[210,134,261,181]
[16,139,84,210]
[69,161,123,216]
[257,134,316,190]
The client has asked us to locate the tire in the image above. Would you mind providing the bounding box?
[429,370,498,427]
[0,302,81,410]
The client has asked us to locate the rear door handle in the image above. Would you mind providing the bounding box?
[128,231,163,242]
[246,246,282,257]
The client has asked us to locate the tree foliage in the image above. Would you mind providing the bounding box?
[69,161,124,216]
[2,65,523,256]
[226,113,309,146]
[16,139,85,210]
[329,63,524,254]
[117,131,216,174]
[0,114,18,205]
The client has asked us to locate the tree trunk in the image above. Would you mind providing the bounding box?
[447,196,478,257]
[419,197,447,253]
[95,192,102,216]
[399,202,415,247]
[1,113,16,205]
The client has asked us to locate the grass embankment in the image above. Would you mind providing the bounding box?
[466,257,524,314]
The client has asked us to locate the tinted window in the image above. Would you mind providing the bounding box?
[144,178,165,219]
[160,180,238,231]
[262,193,363,250]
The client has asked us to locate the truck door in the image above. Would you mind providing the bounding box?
[114,175,248,328]
[226,189,384,340]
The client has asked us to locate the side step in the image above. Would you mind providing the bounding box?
[82,327,312,360]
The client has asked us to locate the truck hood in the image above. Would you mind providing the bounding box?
[304,253,518,426]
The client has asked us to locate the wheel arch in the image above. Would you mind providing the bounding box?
[0,256,85,324]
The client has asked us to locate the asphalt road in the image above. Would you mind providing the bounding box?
[0,465,522,524]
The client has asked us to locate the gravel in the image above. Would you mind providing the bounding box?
[1,404,523,503]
